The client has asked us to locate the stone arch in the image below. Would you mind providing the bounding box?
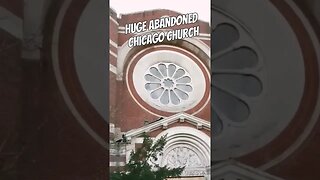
[154,126,210,177]
[117,37,210,80]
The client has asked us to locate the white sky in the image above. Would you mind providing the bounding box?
[110,0,210,22]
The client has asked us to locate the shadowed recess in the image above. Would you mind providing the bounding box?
[212,87,250,122]
[213,47,258,69]
[212,110,223,136]
[212,23,239,54]
[213,74,262,97]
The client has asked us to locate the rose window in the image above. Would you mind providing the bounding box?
[144,63,193,105]
[212,2,306,162]
[130,49,207,114]
[212,8,263,137]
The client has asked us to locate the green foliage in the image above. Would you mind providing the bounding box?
[111,133,184,180]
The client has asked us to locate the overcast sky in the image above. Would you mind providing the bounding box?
[110,0,210,22]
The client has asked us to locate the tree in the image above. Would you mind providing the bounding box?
[111,133,184,180]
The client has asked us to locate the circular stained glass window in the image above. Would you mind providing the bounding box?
[130,48,208,114]
[144,63,193,105]
[212,1,307,162]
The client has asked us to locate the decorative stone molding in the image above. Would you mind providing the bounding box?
[123,118,210,179]
[212,160,283,180]
[117,35,210,81]
[155,126,210,179]
[125,113,210,139]
[164,147,203,168]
